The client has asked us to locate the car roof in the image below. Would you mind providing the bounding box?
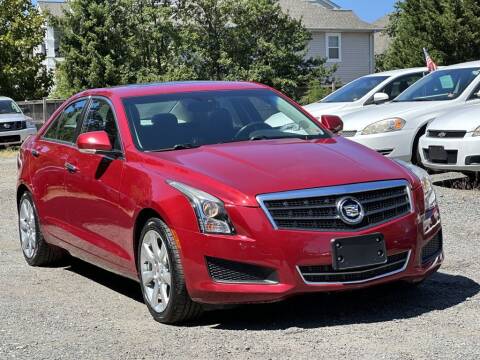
[364,67,427,77]
[76,81,270,99]
[443,60,480,69]
[0,96,14,101]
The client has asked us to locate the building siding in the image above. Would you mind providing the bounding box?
[306,31,374,84]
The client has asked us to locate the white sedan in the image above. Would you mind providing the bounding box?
[304,67,427,118]
[339,61,480,164]
[419,103,480,176]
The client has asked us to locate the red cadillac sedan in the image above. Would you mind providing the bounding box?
[17,81,443,324]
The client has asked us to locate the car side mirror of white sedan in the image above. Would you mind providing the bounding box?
[373,92,390,104]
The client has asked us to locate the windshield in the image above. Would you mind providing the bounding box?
[322,76,389,103]
[0,100,22,114]
[394,68,480,102]
[123,89,328,151]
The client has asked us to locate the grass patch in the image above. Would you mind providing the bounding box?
[0,146,19,158]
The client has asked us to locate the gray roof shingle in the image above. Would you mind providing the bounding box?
[278,0,377,31]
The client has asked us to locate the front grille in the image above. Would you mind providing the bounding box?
[423,149,458,164]
[298,251,410,283]
[206,257,278,284]
[421,231,442,264]
[427,130,466,138]
[0,135,21,144]
[258,180,411,232]
[0,121,26,132]
[340,130,357,137]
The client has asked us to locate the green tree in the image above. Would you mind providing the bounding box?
[0,0,52,99]
[379,0,480,70]
[53,0,132,97]
[177,0,334,99]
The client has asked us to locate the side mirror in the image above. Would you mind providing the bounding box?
[23,108,31,115]
[373,92,389,104]
[77,130,113,154]
[320,115,343,134]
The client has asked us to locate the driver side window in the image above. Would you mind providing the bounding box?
[43,99,87,143]
[381,73,423,100]
[81,98,121,150]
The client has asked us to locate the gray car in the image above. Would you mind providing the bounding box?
[0,97,37,146]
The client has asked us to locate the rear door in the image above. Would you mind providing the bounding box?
[63,97,131,268]
[30,99,88,243]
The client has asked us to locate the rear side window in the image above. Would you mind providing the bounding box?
[43,99,87,143]
[81,98,121,150]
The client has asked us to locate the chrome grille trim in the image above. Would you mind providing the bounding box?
[297,250,411,285]
[256,180,413,232]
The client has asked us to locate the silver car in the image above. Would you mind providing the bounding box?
[0,97,37,146]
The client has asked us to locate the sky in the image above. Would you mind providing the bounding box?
[333,0,397,23]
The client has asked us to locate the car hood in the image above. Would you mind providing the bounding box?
[143,137,416,206]
[427,103,480,132]
[0,113,27,122]
[341,101,459,131]
[303,102,354,117]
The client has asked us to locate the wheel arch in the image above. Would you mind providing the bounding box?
[411,122,429,163]
[16,183,31,209]
[133,208,164,269]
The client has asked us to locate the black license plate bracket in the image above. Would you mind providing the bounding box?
[429,146,448,162]
[332,233,387,271]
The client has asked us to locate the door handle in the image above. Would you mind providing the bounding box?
[64,162,78,173]
[31,149,40,158]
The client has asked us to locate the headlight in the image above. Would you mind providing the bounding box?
[167,181,234,234]
[26,120,36,129]
[361,118,405,135]
[395,160,436,211]
[473,126,480,136]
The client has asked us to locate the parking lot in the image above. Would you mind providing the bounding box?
[0,156,479,360]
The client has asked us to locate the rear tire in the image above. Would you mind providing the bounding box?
[18,192,66,266]
[137,218,203,324]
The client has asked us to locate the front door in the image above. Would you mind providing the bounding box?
[30,99,88,243]
[64,98,132,269]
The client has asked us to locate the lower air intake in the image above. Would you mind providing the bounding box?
[206,257,278,284]
[421,231,443,264]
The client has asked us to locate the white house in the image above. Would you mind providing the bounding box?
[279,0,379,84]
[36,0,67,73]
[37,0,378,84]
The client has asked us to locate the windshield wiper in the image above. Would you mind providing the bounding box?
[172,143,201,150]
[249,135,322,141]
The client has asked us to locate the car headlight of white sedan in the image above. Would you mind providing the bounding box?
[361,118,406,135]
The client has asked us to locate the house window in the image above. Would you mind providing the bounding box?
[326,33,341,62]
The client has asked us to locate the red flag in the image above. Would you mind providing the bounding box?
[423,48,438,72]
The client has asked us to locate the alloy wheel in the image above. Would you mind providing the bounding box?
[19,198,37,258]
[140,230,172,313]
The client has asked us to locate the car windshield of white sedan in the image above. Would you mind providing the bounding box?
[122,89,328,151]
[0,100,21,114]
[322,76,389,103]
[394,68,480,102]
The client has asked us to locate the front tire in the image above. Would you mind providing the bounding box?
[137,218,202,324]
[18,192,66,266]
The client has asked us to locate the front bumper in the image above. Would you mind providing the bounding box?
[0,128,36,146]
[175,205,443,304]
[346,129,416,161]
[419,134,480,171]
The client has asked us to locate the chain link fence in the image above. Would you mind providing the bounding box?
[17,99,65,125]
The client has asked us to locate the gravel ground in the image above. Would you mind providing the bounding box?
[0,157,479,360]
